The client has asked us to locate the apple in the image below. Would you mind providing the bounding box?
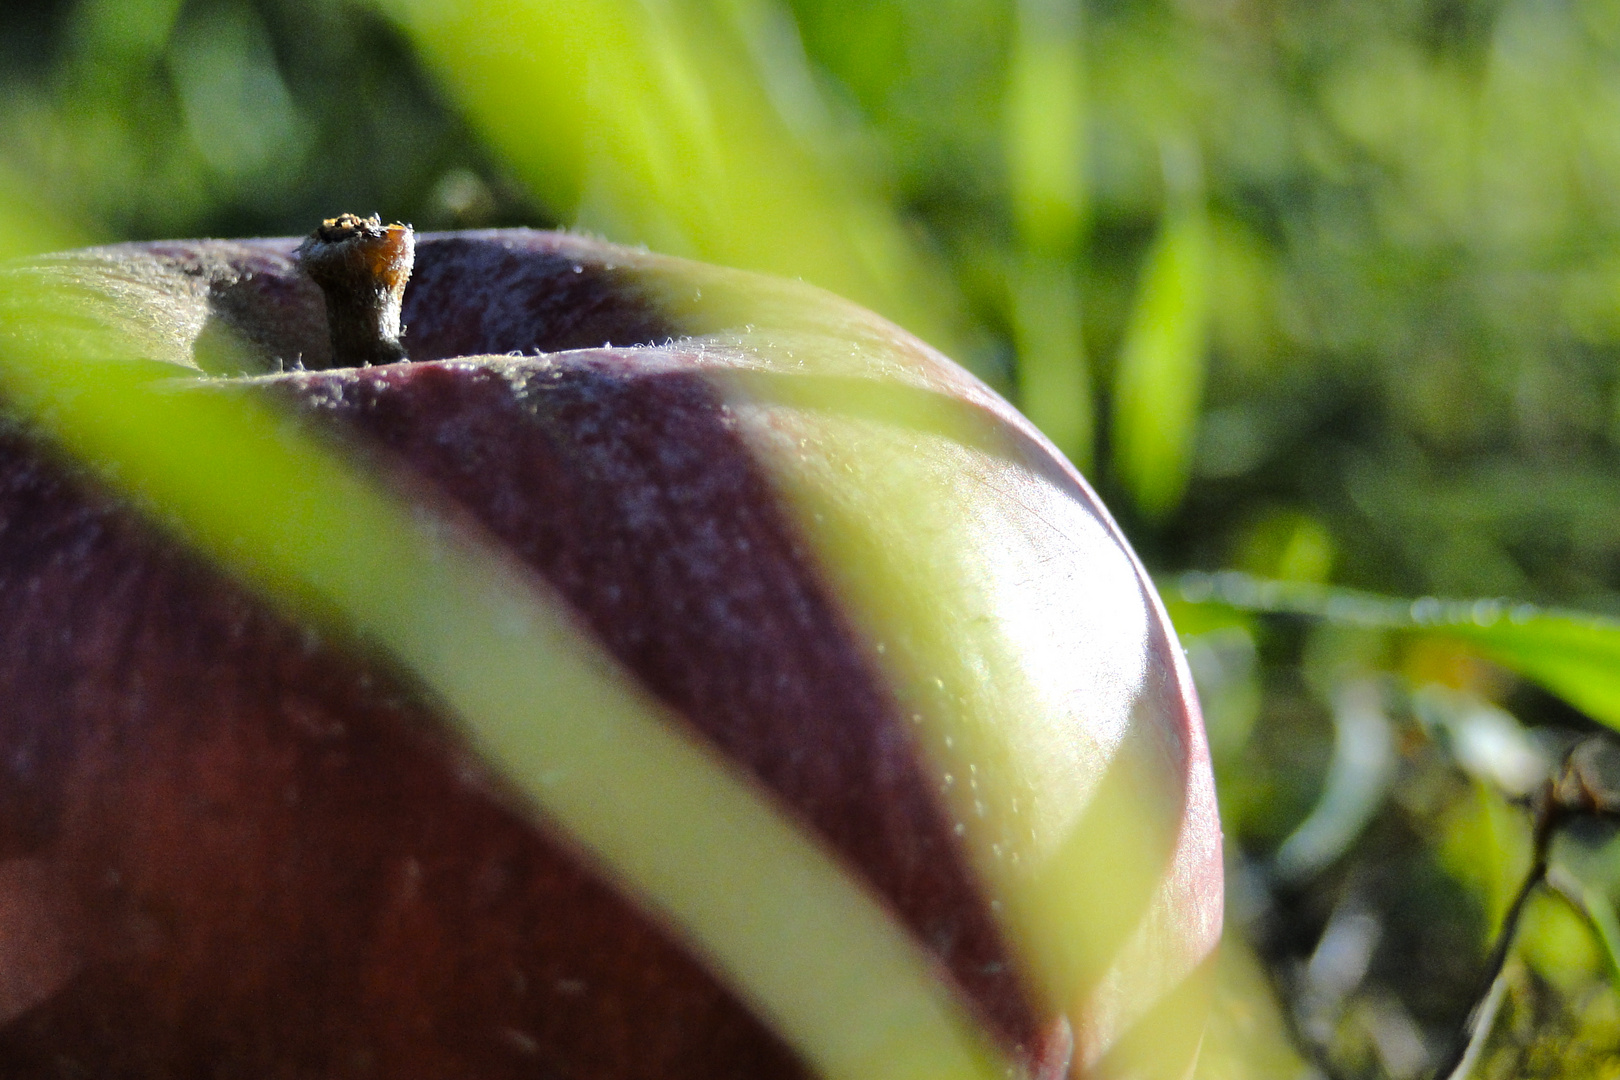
[0,222,1221,1079]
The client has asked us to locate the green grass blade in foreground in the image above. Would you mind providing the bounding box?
[373,0,963,357]
[0,346,1010,1080]
[1174,571,1620,733]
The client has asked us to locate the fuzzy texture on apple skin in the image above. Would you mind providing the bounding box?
[0,230,1221,1079]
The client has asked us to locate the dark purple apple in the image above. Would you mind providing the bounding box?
[0,223,1221,1079]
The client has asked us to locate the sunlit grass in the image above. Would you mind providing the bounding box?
[374,0,967,359]
[1174,570,1620,735]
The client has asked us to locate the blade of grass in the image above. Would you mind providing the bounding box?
[1005,0,1094,469]
[373,0,965,357]
[1006,0,1088,255]
[1174,570,1620,734]
[1112,140,1211,521]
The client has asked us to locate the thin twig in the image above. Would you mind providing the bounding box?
[1444,963,1515,1080]
[1430,799,1558,1080]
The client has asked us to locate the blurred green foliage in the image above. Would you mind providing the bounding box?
[13,0,1620,610]
[10,0,1620,1074]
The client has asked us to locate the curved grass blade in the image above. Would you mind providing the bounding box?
[373,0,964,356]
[1174,570,1620,734]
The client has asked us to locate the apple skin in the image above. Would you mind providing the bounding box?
[0,230,1221,1079]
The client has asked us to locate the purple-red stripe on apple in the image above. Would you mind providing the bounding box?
[0,230,1221,1078]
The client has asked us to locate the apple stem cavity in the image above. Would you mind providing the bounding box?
[296,213,415,368]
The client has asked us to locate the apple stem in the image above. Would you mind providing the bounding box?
[297,213,415,368]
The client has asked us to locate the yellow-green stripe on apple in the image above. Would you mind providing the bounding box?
[0,228,1220,1079]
